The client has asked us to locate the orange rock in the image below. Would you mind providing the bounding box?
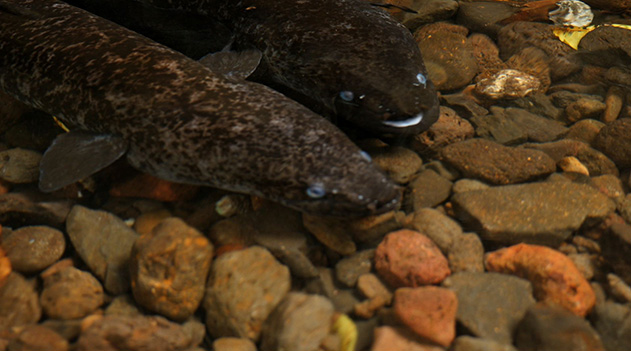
[485,243,596,316]
[0,180,9,195]
[109,174,198,202]
[0,225,12,288]
[214,243,247,257]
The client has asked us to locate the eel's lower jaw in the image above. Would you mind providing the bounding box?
[381,112,424,128]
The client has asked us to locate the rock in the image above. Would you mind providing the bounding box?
[440,139,556,184]
[335,249,374,288]
[565,98,606,123]
[204,246,290,341]
[600,223,631,286]
[452,182,616,246]
[472,107,566,145]
[374,229,450,288]
[0,272,41,331]
[558,156,589,175]
[260,293,334,351]
[7,325,68,351]
[66,205,139,294]
[475,69,542,100]
[593,118,631,168]
[592,300,631,351]
[303,214,356,256]
[452,178,489,193]
[562,119,605,144]
[442,272,536,343]
[440,92,489,120]
[452,336,518,351]
[485,244,596,316]
[385,0,458,31]
[40,266,104,320]
[603,85,624,123]
[608,273,631,303]
[105,294,142,317]
[447,233,485,273]
[371,326,445,351]
[0,148,41,184]
[523,139,619,177]
[212,337,257,351]
[0,239,10,287]
[407,207,463,253]
[404,169,452,211]
[357,273,393,304]
[76,315,198,351]
[132,209,172,235]
[109,173,199,202]
[1,226,65,273]
[409,106,474,157]
[130,217,213,321]
[592,174,625,201]
[393,286,457,346]
[369,146,423,184]
[0,192,72,228]
[514,304,605,351]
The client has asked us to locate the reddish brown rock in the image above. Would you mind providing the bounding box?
[130,217,214,321]
[372,326,444,351]
[375,229,451,288]
[109,173,199,202]
[394,286,458,346]
[40,267,104,320]
[485,243,596,316]
[0,272,41,331]
[410,106,474,157]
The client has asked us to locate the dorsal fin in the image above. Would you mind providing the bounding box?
[198,49,262,80]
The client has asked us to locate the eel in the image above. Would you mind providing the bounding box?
[132,0,441,135]
[0,0,400,216]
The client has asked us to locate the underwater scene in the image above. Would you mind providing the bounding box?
[0,0,630,350]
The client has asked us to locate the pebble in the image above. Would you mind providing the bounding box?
[440,138,556,185]
[212,337,257,351]
[204,246,290,341]
[607,273,631,303]
[260,292,334,351]
[1,226,65,273]
[568,253,596,281]
[451,336,517,351]
[565,97,607,123]
[393,286,458,346]
[451,178,489,193]
[40,266,104,320]
[8,325,68,351]
[0,148,41,184]
[409,106,474,157]
[523,139,619,177]
[452,181,616,246]
[600,223,631,285]
[558,156,590,175]
[76,315,198,351]
[335,249,374,288]
[591,174,625,201]
[371,326,443,351]
[404,169,453,211]
[447,233,485,273]
[485,243,596,316]
[475,69,542,100]
[105,294,142,317]
[357,273,393,304]
[602,86,624,123]
[0,272,41,331]
[514,304,605,351]
[442,272,535,343]
[303,213,356,256]
[562,119,605,144]
[369,146,423,184]
[374,229,450,288]
[132,209,172,235]
[592,300,631,351]
[66,205,139,294]
[593,118,631,168]
[406,207,463,253]
[130,217,213,321]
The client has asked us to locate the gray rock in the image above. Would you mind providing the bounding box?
[452,182,616,245]
[514,304,605,351]
[592,300,631,351]
[0,272,41,331]
[404,169,452,210]
[452,336,517,351]
[40,267,104,320]
[440,92,489,120]
[66,205,139,294]
[509,93,562,121]
[442,272,536,343]
[440,138,556,185]
[1,225,65,273]
[407,207,463,252]
[335,249,374,288]
[0,148,41,184]
[204,246,290,341]
[260,293,334,351]
[470,108,527,145]
[448,233,485,273]
[506,107,568,141]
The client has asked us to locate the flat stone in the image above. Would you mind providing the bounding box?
[562,119,605,144]
[260,293,334,351]
[8,325,68,351]
[204,246,290,341]
[130,217,213,321]
[375,229,450,288]
[448,233,485,273]
[514,304,605,351]
[470,109,527,145]
[40,267,104,320]
[393,286,458,346]
[405,169,453,210]
[440,138,556,185]
[66,205,139,294]
[442,272,536,343]
[407,207,463,253]
[0,272,41,331]
[1,225,65,273]
[485,244,596,316]
[452,178,490,193]
[452,182,616,246]
[335,249,374,288]
[594,118,631,168]
[0,148,41,184]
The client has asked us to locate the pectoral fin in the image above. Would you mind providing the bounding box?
[199,49,262,80]
[39,131,128,192]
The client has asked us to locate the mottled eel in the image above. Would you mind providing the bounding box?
[137,0,440,135]
[0,0,400,216]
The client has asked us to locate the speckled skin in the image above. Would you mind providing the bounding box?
[140,0,440,135]
[0,0,400,216]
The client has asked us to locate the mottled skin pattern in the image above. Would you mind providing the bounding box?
[0,0,400,216]
[139,0,440,135]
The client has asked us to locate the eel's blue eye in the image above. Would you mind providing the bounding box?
[339,90,354,102]
[415,73,427,87]
[306,184,326,198]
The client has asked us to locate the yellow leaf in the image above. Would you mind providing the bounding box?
[333,314,357,351]
[553,26,595,50]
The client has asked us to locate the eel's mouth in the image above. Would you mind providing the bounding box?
[381,112,424,128]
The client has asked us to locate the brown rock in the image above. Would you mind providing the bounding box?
[562,119,605,144]
[0,272,41,331]
[603,86,624,123]
[8,325,68,351]
[448,233,485,273]
[369,146,423,184]
[485,243,596,316]
[303,214,356,256]
[410,106,474,157]
[394,286,457,346]
[130,217,213,321]
[0,148,41,184]
[132,209,172,236]
[523,139,618,177]
[2,226,65,273]
[440,138,556,184]
[565,98,606,123]
[109,173,198,202]
[212,337,257,351]
[594,118,631,168]
[405,169,453,210]
[375,229,451,288]
[372,326,444,351]
[40,267,104,320]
